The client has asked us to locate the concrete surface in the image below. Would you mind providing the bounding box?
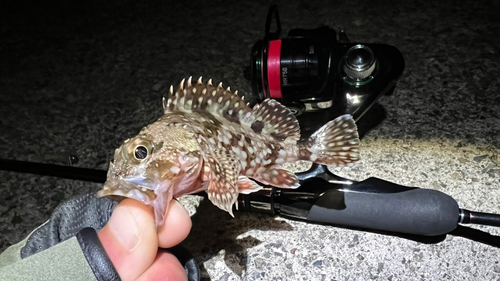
[1,0,499,280]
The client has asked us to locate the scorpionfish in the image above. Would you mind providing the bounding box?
[98,77,360,226]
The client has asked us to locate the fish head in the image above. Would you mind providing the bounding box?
[98,131,201,225]
[98,134,165,202]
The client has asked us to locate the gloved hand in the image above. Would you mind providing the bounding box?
[0,193,199,281]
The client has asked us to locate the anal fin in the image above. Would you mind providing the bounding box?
[237,176,263,194]
[253,167,300,189]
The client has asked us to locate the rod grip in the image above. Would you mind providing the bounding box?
[307,179,459,236]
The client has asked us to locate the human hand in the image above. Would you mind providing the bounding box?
[98,198,192,281]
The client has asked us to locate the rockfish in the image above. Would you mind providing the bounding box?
[98,77,360,226]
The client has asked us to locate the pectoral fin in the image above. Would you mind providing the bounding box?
[205,150,241,216]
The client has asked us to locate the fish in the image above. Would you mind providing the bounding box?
[97,77,360,227]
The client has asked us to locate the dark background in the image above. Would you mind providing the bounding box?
[1,0,499,280]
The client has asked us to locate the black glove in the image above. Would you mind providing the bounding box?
[18,193,199,281]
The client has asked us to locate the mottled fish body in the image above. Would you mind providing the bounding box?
[98,77,360,226]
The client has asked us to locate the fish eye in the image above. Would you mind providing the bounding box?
[134,145,149,160]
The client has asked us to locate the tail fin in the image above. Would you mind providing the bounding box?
[299,114,360,166]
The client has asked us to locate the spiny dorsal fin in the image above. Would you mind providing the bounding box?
[162,77,300,143]
[163,77,249,120]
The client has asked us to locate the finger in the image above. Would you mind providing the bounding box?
[136,250,188,281]
[98,199,158,281]
[157,200,192,248]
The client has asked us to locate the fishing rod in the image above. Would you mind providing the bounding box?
[1,158,499,237]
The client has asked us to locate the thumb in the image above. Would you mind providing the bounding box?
[98,199,158,281]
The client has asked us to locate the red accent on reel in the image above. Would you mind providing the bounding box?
[267,40,282,99]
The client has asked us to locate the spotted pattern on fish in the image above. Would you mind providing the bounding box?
[98,76,360,227]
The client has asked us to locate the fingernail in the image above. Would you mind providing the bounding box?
[107,205,141,251]
[172,200,190,216]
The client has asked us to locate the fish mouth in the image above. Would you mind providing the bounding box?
[98,177,158,204]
